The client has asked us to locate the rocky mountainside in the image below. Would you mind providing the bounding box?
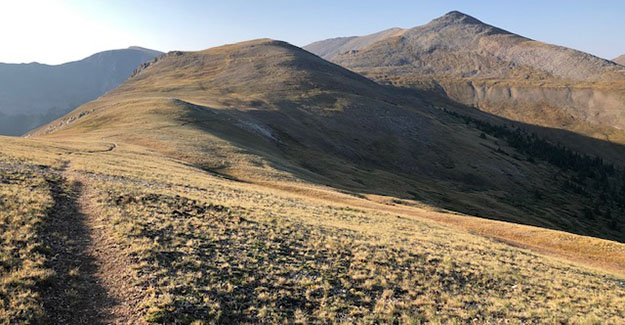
[0,47,161,135]
[305,11,625,146]
[32,39,625,242]
[615,54,625,65]
[304,28,405,61]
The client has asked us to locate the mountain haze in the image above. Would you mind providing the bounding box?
[615,54,625,65]
[0,47,161,135]
[305,11,625,146]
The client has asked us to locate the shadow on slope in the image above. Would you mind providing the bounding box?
[31,39,625,244]
[40,174,115,324]
[169,94,625,244]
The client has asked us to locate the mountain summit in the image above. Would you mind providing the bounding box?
[309,10,621,81]
[305,11,625,146]
[427,10,508,31]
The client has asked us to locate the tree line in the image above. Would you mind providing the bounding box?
[444,109,623,232]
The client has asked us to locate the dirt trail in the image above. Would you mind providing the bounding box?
[40,162,113,324]
[87,142,117,153]
[40,156,144,324]
[74,171,146,324]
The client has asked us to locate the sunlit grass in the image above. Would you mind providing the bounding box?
[1,136,625,323]
[0,157,55,323]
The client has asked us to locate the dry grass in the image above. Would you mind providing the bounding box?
[3,38,625,324]
[0,155,55,323]
[421,210,625,275]
[26,39,625,246]
[2,136,625,323]
[95,181,625,323]
[255,181,625,276]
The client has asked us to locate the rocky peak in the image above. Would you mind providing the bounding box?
[433,11,486,26]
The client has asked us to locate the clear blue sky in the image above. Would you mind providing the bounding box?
[1,0,624,64]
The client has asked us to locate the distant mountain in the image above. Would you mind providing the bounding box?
[0,47,161,135]
[304,28,404,61]
[32,39,625,242]
[305,11,625,147]
[615,55,625,65]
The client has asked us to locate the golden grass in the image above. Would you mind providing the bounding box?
[2,136,625,323]
[4,39,625,323]
[255,181,625,276]
[91,177,625,323]
[0,155,55,323]
[421,211,625,275]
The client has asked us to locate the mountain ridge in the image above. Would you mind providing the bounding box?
[304,28,405,60]
[311,11,624,82]
[304,11,625,150]
[0,46,161,66]
[0,47,162,136]
[32,39,625,243]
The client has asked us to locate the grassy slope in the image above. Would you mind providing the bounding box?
[28,40,625,243]
[6,39,624,322]
[0,156,54,322]
[1,136,625,323]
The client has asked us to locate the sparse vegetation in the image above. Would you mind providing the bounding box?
[0,158,54,323]
[86,169,625,323]
[2,138,625,323]
[28,38,625,246]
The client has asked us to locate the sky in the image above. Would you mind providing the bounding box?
[1,0,624,64]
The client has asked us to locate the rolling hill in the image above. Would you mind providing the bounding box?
[0,47,161,136]
[31,39,625,243]
[0,38,623,322]
[615,54,625,65]
[304,11,625,149]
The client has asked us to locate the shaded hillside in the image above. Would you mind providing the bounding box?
[32,39,625,242]
[0,47,161,135]
[305,11,625,147]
